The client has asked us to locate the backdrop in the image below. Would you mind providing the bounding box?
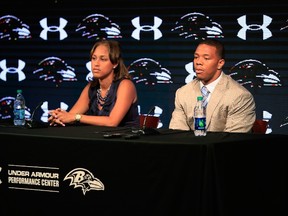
[0,1,287,134]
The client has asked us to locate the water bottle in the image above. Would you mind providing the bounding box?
[13,89,26,126]
[194,96,206,136]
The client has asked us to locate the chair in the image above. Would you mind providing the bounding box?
[252,119,268,134]
[139,114,159,129]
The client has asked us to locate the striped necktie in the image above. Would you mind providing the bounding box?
[201,86,210,108]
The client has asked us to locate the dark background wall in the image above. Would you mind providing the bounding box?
[0,1,287,134]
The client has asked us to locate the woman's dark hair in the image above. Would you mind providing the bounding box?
[90,39,131,81]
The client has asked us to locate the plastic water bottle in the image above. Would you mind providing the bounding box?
[194,96,206,136]
[13,89,26,126]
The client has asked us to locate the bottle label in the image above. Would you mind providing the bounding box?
[195,117,206,130]
[14,109,25,120]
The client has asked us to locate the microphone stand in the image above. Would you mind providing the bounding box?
[140,106,160,135]
[26,101,48,128]
[280,116,288,127]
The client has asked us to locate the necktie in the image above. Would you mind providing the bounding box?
[201,86,210,108]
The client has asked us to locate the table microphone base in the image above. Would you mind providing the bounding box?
[26,121,49,129]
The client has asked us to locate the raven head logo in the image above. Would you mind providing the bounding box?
[229,59,281,88]
[64,168,104,195]
[33,56,77,87]
[171,12,224,40]
[128,58,172,85]
[76,13,122,40]
[0,15,31,40]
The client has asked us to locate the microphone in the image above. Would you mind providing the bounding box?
[140,106,160,135]
[26,101,49,129]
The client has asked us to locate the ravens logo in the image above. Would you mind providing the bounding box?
[64,168,104,195]
[0,15,31,40]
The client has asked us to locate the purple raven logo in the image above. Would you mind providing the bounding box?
[171,12,224,40]
[128,58,172,85]
[229,59,281,88]
[76,13,122,40]
[64,168,104,195]
[33,56,77,87]
[0,15,31,40]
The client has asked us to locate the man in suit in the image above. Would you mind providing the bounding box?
[169,39,256,133]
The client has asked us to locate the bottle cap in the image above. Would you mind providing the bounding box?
[17,89,22,93]
[197,96,203,101]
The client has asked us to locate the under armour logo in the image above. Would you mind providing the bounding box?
[131,16,162,40]
[39,101,49,123]
[85,61,93,82]
[0,59,26,81]
[237,15,272,40]
[184,62,196,84]
[39,17,68,40]
[263,110,272,133]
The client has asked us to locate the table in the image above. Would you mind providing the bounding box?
[0,125,287,215]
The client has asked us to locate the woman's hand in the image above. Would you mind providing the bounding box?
[48,108,67,126]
